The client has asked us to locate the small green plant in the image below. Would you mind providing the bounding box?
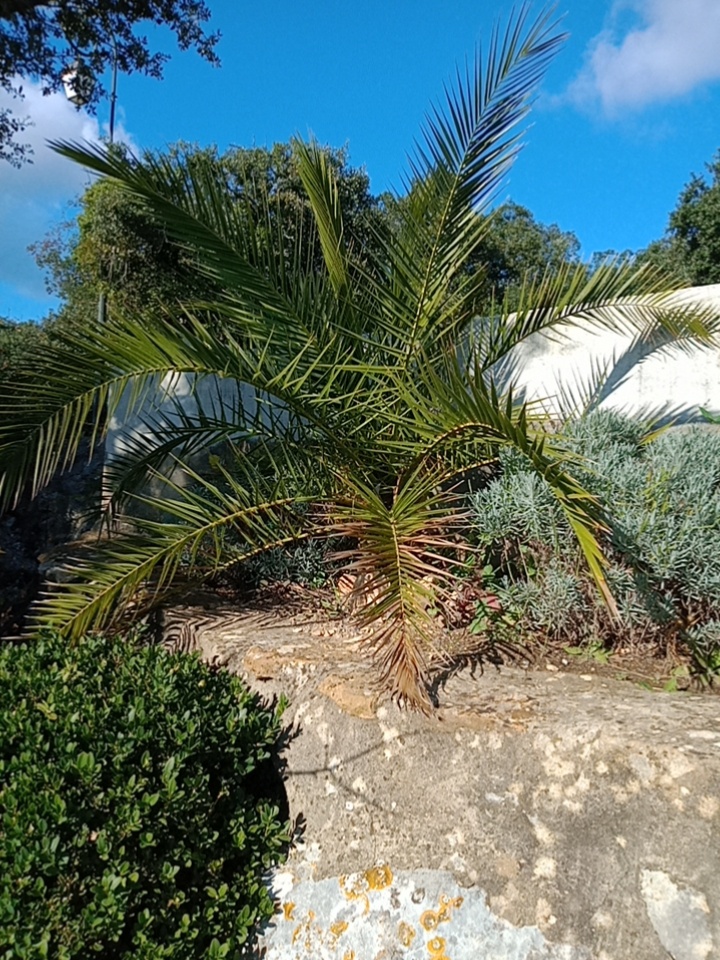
[563,639,612,665]
[0,631,289,959]
[663,663,691,693]
[469,564,522,637]
[244,538,331,588]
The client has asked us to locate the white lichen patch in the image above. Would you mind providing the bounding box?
[528,816,555,847]
[487,731,504,751]
[590,910,614,930]
[641,870,713,960]
[563,773,590,799]
[687,730,717,741]
[445,828,465,849]
[547,782,563,801]
[628,753,657,784]
[664,752,695,779]
[535,897,557,929]
[697,795,719,819]
[315,721,333,746]
[262,866,590,959]
[544,754,576,779]
[381,725,400,743]
[351,777,367,795]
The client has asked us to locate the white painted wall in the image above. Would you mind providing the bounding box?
[106,284,720,471]
[506,284,720,422]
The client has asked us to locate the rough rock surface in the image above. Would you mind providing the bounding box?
[185,609,720,960]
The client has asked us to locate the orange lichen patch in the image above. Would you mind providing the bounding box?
[282,901,295,921]
[427,936,447,955]
[437,893,464,922]
[364,863,393,890]
[398,921,416,947]
[330,920,349,939]
[342,952,356,960]
[339,873,371,915]
[420,910,440,931]
[290,910,320,951]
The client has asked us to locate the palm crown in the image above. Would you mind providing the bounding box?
[0,6,712,709]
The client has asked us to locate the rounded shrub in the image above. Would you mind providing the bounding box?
[0,631,289,959]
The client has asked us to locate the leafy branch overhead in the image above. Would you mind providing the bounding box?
[0,0,219,164]
[1,5,715,709]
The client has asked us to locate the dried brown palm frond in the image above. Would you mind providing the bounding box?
[326,472,469,710]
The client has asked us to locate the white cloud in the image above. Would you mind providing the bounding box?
[567,0,720,116]
[0,79,135,312]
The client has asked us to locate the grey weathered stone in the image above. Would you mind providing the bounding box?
[188,611,720,960]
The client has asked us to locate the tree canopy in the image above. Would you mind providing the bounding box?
[35,141,583,326]
[474,200,580,305]
[640,150,720,286]
[33,140,387,322]
[0,0,219,165]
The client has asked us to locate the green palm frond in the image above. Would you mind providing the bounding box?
[478,258,719,369]
[385,6,565,360]
[0,297,371,511]
[381,348,614,607]
[30,453,315,637]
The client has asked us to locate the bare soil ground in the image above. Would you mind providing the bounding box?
[207,579,719,698]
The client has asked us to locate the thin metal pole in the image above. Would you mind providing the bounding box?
[98,37,117,328]
[108,35,117,145]
[98,36,119,524]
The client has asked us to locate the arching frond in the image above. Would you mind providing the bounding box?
[29,454,317,638]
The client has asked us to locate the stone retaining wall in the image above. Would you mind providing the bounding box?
[181,610,720,960]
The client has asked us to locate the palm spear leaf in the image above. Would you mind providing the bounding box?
[385,6,566,362]
[293,139,351,300]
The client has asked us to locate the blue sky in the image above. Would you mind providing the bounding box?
[1,0,720,321]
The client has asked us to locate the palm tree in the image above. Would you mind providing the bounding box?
[0,6,714,709]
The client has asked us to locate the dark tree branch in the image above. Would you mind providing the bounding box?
[0,0,219,162]
[0,0,45,18]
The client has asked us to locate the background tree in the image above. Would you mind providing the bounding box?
[0,316,53,384]
[33,140,388,323]
[640,150,720,286]
[0,0,219,165]
[36,143,584,325]
[474,200,580,307]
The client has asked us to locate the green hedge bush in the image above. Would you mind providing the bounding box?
[0,631,289,959]
[469,412,720,682]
